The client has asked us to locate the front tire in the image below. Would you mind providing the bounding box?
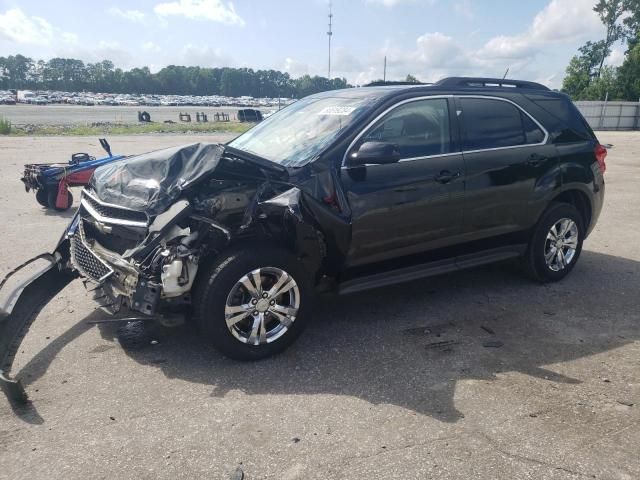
[192,248,313,360]
[523,203,584,282]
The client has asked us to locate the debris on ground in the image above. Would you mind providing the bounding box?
[425,340,458,349]
[480,325,495,335]
[483,340,504,348]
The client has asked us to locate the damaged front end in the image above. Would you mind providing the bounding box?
[73,193,210,319]
[0,142,335,407]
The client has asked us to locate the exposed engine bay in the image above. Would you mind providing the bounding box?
[0,142,347,405]
[64,142,336,318]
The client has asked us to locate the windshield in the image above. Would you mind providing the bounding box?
[228,94,378,167]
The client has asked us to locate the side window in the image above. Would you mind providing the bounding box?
[360,98,451,159]
[460,98,545,151]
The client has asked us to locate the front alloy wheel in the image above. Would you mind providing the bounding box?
[192,248,312,360]
[225,267,300,345]
[544,218,579,272]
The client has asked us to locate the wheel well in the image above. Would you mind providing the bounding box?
[551,190,592,230]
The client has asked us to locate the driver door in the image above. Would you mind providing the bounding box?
[340,97,465,267]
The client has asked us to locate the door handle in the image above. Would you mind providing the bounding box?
[434,170,460,184]
[526,153,547,167]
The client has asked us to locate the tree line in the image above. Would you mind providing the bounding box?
[562,0,640,100]
[0,55,350,98]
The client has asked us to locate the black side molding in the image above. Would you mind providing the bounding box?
[338,244,527,295]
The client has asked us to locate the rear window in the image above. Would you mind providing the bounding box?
[525,93,596,142]
[460,98,546,150]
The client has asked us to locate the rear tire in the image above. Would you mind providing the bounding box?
[192,248,314,361]
[35,188,49,207]
[523,203,584,282]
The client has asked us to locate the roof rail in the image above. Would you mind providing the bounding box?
[365,80,429,87]
[434,77,550,91]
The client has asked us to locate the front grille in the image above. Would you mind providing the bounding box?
[81,220,141,254]
[83,192,148,224]
[70,230,113,282]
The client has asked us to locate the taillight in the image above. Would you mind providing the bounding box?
[595,144,607,174]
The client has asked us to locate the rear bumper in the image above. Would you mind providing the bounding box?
[586,181,605,238]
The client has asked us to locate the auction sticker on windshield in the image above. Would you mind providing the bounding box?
[317,106,356,116]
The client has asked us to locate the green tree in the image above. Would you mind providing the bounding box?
[561,42,608,97]
[405,74,420,83]
[616,42,640,99]
[582,66,620,99]
[623,0,640,48]
[593,0,628,76]
[0,53,351,97]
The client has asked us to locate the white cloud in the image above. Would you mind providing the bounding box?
[179,43,232,66]
[606,45,626,67]
[0,8,77,46]
[413,32,469,68]
[154,0,245,26]
[479,0,603,61]
[143,41,161,52]
[107,7,146,23]
[331,47,364,73]
[283,57,309,77]
[365,0,415,6]
[308,0,604,86]
[364,0,434,6]
[57,41,133,69]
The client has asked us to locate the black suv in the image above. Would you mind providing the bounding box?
[0,77,606,372]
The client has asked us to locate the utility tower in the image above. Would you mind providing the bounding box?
[327,1,333,79]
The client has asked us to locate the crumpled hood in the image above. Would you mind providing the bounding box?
[90,143,225,216]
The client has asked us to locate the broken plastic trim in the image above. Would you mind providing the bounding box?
[0,253,73,406]
[0,253,57,320]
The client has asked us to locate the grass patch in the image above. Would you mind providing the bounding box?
[10,121,252,136]
[0,117,11,134]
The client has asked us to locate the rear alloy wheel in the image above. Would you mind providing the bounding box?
[523,203,584,282]
[544,218,579,272]
[192,248,313,360]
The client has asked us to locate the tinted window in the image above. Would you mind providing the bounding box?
[360,98,451,159]
[523,113,545,143]
[524,93,596,142]
[460,98,545,150]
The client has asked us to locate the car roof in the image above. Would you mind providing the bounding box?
[309,77,558,103]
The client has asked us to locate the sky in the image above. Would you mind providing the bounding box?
[0,0,627,89]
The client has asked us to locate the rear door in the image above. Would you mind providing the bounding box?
[341,96,466,266]
[456,96,554,240]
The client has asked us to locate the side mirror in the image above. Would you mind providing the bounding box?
[347,141,401,167]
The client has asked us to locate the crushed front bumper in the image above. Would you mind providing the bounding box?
[0,253,74,404]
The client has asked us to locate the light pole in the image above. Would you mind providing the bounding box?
[327,1,333,79]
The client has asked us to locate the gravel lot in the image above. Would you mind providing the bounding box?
[0,104,271,126]
[0,133,639,479]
